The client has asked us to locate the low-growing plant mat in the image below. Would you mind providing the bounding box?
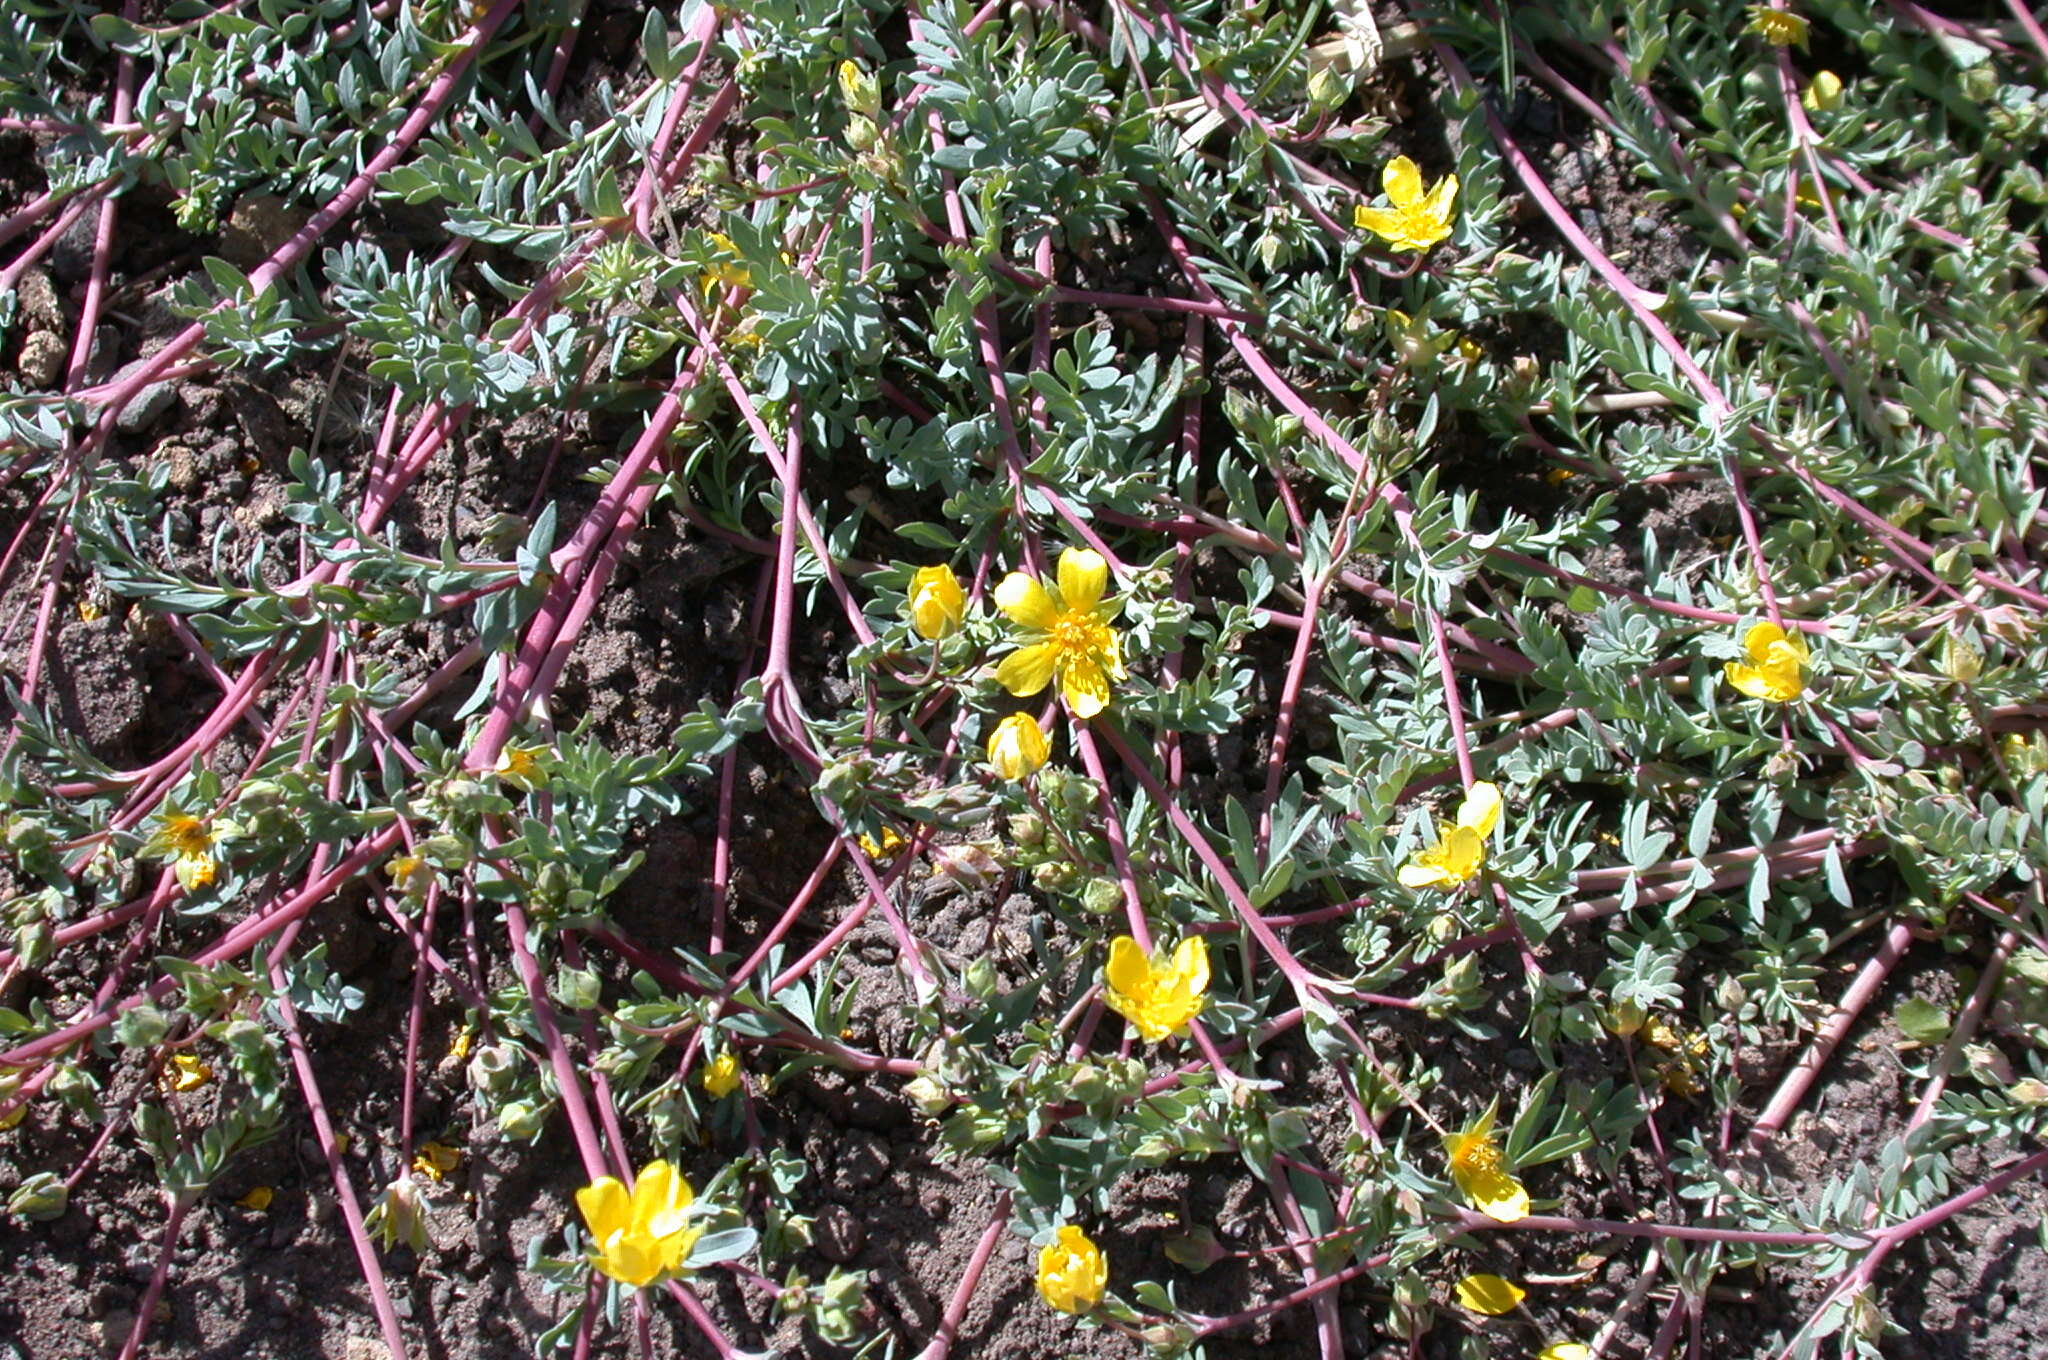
[3,2,2047,1358]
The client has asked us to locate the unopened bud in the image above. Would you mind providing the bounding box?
[6,1172,67,1222]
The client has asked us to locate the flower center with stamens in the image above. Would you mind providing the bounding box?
[1051,610,1110,659]
[1453,1136,1502,1177]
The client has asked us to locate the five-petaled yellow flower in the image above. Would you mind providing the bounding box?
[1353,155,1459,253]
[1538,1346,1593,1360]
[907,565,966,640]
[987,712,1050,780]
[702,1051,742,1099]
[1399,781,1503,890]
[1454,1273,1527,1315]
[1103,935,1209,1042]
[577,1160,703,1289]
[994,548,1126,719]
[1445,1104,1529,1223]
[1745,6,1809,46]
[1724,621,1809,703]
[1036,1224,1107,1314]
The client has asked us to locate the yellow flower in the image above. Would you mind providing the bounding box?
[389,854,433,898]
[236,1186,274,1211]
[1353,155,1459,252]
[1455,1273,1527,1315]
[1802,70,1843,112]
[993,548,1126,719]
[702,1051,742,1099]
[175,852,217,892]
[1538,1346,1593,1360]
[147,811,221,891]
[1036,1224,1107,1314]
[163,1053,212,1093]
[987,713,1050,780]
[703,232,751,292]
[858,826,904,861]
[1102,935,1209,1042]
[494,744,547,791]
[907,564,967,640]
[837,60,880,118]
[1746,6,1809,46]
[1445,1105,1529,1223]
[413,1141,461,1183]
[1724,621,1809,703]
[1398,781,1503,890]
[576,1160,703,1289]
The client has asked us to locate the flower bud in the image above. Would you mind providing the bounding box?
[907,565,966,640]
[6,1172,67,1222]
[929,841,1001,894]
[987,713,1050,781]
[837,60,880,118]
[1079,877,1122,915]
[1604,997,1647,1038]
[467,1043,522,1096]
[498,1099,548,1141]
[1802,70,1844,113]
[904,1075,952,1116]
[1006,812,1047,848]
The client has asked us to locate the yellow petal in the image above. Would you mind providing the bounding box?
[995,571,1057,629]
[576,1177,632,1241]
[1057,547,1108,612]
[1399,855,1453,889]
[1353,205,1407,241]
[634,1160,693,1238]
[1059,656,1112,718]
[1538,1345,1593,1360]
[599,1231,665,1287]
[1462,1164,1531,1222]
[1742,621,1789,662]
[1383,155,1423,206]
[1170,936,1210,996]
[1419,172,1459,228]
[1725,659,1801,703]
[1454,1273,1527,1315]
[1457,781,1503,838]
[996,642,1059,698]
[1104,935,1151,999]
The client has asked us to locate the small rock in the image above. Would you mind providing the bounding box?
[813,1203,865,1264]
[343,1338,391,1360]
[95,1311,136,1357]
[14,268,61,329]
[111,359,179,433]
[16,330,66,388]
[157,442,200,492]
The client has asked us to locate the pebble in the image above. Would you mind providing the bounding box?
[109,357,179,433]
[95,1311,135,1357]
[17,330,66,388]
